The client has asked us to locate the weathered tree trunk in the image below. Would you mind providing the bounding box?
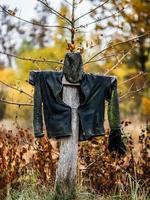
[54,77,79,199]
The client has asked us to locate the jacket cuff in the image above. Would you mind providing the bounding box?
[34,132,44,138]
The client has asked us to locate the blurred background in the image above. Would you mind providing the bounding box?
[0,0,150,131]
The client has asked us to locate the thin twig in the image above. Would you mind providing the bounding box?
[37,0,71,24]
[104,46,135,75]
[0,80,33,98]
[80,156,101,171]
[76,7,125,29]
[118,72,147,86]
[0,99,33,106]
[0,5,71,31]
[120,82,149,101]
[85,51,126,64]
[85,160,96,169]
[64,0,72,7]
[0,50,63,64]
[84,31,150,64]
[71,0,76,44]
[75,0,110,22]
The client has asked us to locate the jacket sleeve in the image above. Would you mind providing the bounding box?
[29,71,44,138]
[105,77,126,155]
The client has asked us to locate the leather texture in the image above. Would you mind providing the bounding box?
[29,71,126,154]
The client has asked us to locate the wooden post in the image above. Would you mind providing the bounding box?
[54,76,80,199]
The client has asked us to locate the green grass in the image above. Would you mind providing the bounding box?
[3,173,149,200]
[5,184,149,200]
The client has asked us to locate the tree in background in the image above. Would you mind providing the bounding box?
[0,0,149,120]
[88,0,150,72]
[0,5,21,66]
[87,0,150,117]
[0,1,150,198]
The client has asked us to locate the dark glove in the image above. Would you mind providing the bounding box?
[108,129,126,155]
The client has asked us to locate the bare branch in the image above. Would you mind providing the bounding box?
[0,50,63,64]
[84,31,150,64]
[37,0,71,24]
[71,0,76,44]
[0,80,33,98]
[84,51,126,64]
[75,0,110,22]
[64,0,72,7]
[118,72,148,86]
[0,5,71,31]
[0,99,33,106]
[120,82,149,101]
[104,45,135,75]
[76,7,126,29]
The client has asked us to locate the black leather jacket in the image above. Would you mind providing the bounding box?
[29,71,126,154]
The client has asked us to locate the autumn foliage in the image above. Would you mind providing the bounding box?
[0,121,149,198]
